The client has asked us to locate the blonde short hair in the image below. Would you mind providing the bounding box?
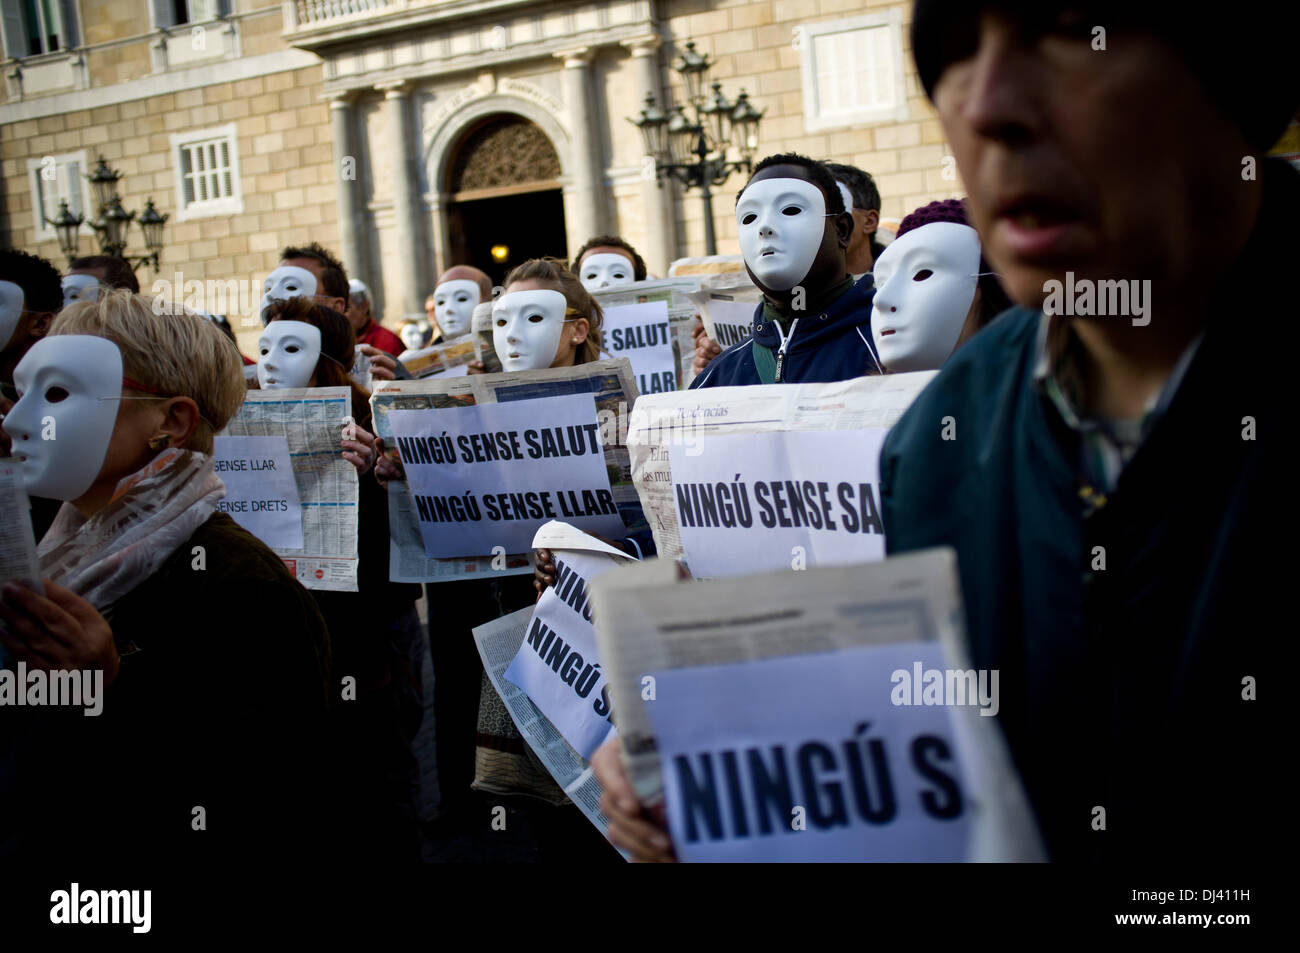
[50,288,246,452]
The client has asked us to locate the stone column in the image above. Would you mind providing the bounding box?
[622,35,675,275]
[377,81,425,317]
[327,92,367,283]
[556,47,603,259]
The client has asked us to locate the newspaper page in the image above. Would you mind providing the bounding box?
[471,301,502,374]
[593,277,699,389]
[627,373,937,562]
[588,549,1045,862]
[223,386,360,591]
[0,460,41,594]
[687,272,762,351]
[370,358,643,583]
[472,606,625,857]
[400,336,476,379]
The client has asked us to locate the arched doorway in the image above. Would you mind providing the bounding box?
[444,114,568,287]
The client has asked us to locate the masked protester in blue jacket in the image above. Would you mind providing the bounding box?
[691,153,884,388]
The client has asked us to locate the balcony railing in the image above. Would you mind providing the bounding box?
[285,0,399,31]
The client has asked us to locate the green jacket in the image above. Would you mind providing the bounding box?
[880,161,1296,862]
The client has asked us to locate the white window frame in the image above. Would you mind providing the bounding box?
[26,149,92,242]
[798,10,909,133]
[149,0,224,30]
[169,123,244,221]
[2,0,77,59]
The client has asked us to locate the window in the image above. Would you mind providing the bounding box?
[798,11,908,132]
[151,0,224,29]
[170,125,243,220]
[1,0,79,58]
[26,151,91,242]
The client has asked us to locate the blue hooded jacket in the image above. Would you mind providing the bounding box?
[690,273,883,388]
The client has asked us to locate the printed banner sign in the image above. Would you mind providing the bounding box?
[505,548,620,759]
[704,298,756,350]
[388,393,626,557]
[668,428,889,578]
[649,641,972,862]
[603,301,677,395]
[212,435,303,550]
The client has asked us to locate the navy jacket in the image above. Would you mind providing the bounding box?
[690,273,882,388]
[879,160,1297,862]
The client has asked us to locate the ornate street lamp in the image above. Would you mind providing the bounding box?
[57,155,168,271]
[629,39,766,255]
[47,199,84,262]
[87,156,122,214]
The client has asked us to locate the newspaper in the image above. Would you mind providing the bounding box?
[686,271,762,350]
[593,277,699,390]
[472,606,624,857]
[471,301,502,374]
[0,461,42,594]
[627,373,937,562]
[222,386,360,591]
[588,548,1045,861]
[369,358,644,583]
[400,336,476,378]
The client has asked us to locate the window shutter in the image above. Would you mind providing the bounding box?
[151,0,175,29]
[2,1,27,59]
[58,0,78,47]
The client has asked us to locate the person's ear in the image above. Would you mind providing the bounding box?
[570,317,589,346]
[863,208,880,235]
[330,297,347,314]
[832,211,854,249]
[156,396,201,449]
[30,310,56,340]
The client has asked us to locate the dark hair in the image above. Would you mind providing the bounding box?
[741,153,846,215]
[0,248,63,313]
[823,162,882,213]
[263,295,370,424]
[280,242,349,302]
[69,254,140,293]
[573,236,647,281]
[503,257,604,365]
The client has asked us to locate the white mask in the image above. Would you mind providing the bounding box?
[258,320,322,389]
[870,222,981,373]
[0,279,23,351]
[3,335,123,500]
[736,177,828,291]
[400,323,425,351]
[433,279,479,339]
[61,273,101,310]
[259,266,318,326]
[579,252,636,292]
[493,289,569,372]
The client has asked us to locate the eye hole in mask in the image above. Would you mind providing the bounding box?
[741,213,757,225]
[45,386,70,403]
[527,312,545,323]
[913,269,934,282]
[782,205,802,216]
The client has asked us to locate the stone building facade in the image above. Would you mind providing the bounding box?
[2,0,964,354]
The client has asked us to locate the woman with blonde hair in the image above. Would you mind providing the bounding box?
[0,289,336,863]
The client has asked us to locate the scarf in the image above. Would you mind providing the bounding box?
[38,449,226,613]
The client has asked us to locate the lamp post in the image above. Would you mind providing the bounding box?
[628,40,765,255]
[48,155,168,271]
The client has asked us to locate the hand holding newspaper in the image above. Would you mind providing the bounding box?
[588,549,1045,862]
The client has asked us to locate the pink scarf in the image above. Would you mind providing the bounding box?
[38,449,225,612]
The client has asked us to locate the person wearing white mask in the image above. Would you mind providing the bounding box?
[690,153,883,388]
[573,235,647,294]
[871,199,1013,373]
[1,250,62,401]
[261,295,426,861]
[0,288,338,864]
[430,265,492,343]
